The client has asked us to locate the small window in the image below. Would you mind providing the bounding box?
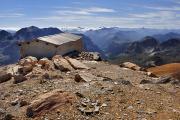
[46,43,49,45]
[36,40,39,42]
[27,42,30,44]
[55,45,58,48]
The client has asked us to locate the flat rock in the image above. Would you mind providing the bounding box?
[26,89,75,118]
[120,62,142,71]
[75,72,100,82]
[52,55,74,71]
[66,57,89,69]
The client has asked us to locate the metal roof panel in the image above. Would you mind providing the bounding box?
[37,33,82,45]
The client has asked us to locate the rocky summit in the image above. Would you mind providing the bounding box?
[0,54,180,120]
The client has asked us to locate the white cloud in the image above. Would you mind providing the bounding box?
[56,10,92,15]
[130,11,177,19]
[0,13,24,18]
[144,6,180,11]
[85,7,116,13]
[55,7,116,16]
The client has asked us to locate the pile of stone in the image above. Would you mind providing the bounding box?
[0,55,90,84]
[77,98,101,115]
[79,52,102,61]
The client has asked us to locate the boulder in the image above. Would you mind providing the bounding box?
[18,64,33,75]
[13,74,27,84]
[26,89,75,118]
[0,71,12,83]
[38,58,55,70]
[75,72,100,82]
[19,56,38,66]
[66,57,89,69]
[6,65,22,75]
[52,55,74,71]
[38,58,49,66]
[120,62,142,71]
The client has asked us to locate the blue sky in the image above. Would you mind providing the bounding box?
[0,0,180,30]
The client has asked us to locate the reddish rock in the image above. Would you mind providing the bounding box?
[26,89,75,118]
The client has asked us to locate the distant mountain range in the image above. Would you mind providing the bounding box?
[84,27,180,50]
[109,37,180,67]
[0,26,180,66]
[0,26,102,65]
[83,27,180,67]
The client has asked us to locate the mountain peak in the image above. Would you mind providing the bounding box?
[17,26,40,32]
[141,36,158,46]
[14,26,62,40]
[0,30,12,40]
